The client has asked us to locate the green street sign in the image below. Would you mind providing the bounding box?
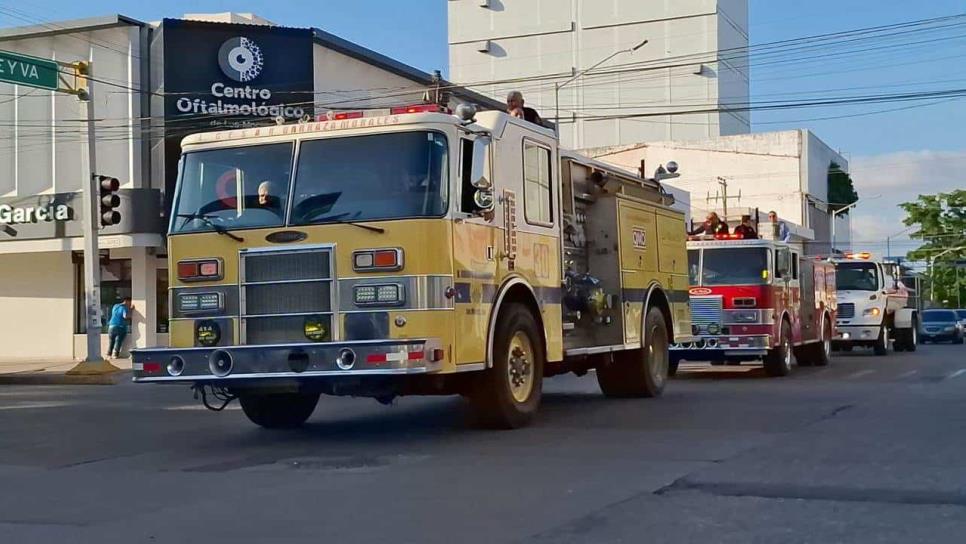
[0,49,60,91]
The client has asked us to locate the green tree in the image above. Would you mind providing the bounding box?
[900,189,966,307]
[828,161,859,212]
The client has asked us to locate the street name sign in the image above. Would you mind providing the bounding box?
[0,49,59,90]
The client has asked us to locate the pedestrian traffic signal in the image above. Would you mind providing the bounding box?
[97,175,121,227]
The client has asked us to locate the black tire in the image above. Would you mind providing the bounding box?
[873,325,889,356]
[469,303,544,429]
[668,361,679,377]
[895,321,918,353]
[764,321,793,377]
[841,344,854,352]
[710,360,725,366]
[597,306,670,398]
[811,320,832,367]
[795,346,813,367]
[239,392,320,429]
[726,359,742,366]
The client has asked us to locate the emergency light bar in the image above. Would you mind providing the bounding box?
[843,251,873,260]
[317,103,448,122]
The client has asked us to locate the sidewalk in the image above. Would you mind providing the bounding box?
[0,357,132,385]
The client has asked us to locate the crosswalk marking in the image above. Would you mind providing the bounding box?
[946,369,966,380]
[847,369,876,379]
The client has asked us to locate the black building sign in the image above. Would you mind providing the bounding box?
[158,19,315,209]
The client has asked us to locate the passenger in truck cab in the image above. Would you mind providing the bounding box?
[689,212,729,236]
[255,180,282,215]
[733,215,758,238]
[768,210,791,242]
[506,90,543,126]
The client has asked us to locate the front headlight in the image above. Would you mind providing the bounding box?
[733,310,758,323]
[945,326,957,332]
[863,307,881,317]
[353,283,405,306]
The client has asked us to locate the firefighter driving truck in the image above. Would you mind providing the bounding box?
[670,232,837,377]
[830,252,918,354]
[132,104,692,429]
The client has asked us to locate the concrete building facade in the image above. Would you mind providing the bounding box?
[584,130,851,255]
[448,0,750,150]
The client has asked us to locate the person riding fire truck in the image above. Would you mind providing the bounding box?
[670,227,837,377]
[132,103,692,429]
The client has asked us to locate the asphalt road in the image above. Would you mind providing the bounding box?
[2,343,966,543]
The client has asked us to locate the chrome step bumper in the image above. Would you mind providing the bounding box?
[131,338,443,383]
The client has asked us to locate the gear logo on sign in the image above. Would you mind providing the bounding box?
[218,37,264,82]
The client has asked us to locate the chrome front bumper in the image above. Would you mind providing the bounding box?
[834,325,880,342]
[131,338,444,383]
[670,335,771,360]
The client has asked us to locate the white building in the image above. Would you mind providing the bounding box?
[0,13,496,364]
[584,130,852,254]
[448,0,750,150]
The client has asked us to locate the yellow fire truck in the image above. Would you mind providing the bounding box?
[132,104,691,429]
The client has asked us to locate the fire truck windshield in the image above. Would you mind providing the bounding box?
[172,142,294,234]
[835,262,879,291]
[290,131,448,225]
[171,131,449,235]
[696,247,770,286]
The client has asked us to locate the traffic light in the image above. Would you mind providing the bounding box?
[97,175,121,227]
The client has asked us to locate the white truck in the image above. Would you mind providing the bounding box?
[831,253,918,354]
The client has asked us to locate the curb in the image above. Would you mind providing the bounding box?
[0,370,132,386]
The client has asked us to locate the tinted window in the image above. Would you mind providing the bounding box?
[172,143,293,234]
[701,248,769,286]
[523,142,553,225]
[955,310,966,320]
[923,311,957,323]
[836,262,879,291]
[290,132,448,225]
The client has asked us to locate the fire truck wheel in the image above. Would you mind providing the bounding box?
[470,304,544,429]
[873,325,890,356]
[239,392,320,429]
[597,307,669,398]
[812,320,832,367]
[764,321,793,377]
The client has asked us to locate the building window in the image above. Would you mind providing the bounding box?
[157,271,169,334]
[74,257,132,334]
[523,141,553,225]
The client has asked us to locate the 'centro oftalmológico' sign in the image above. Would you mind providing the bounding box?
[0,49,59,90]
[173,36,306,120]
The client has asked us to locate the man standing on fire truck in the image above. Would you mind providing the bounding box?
[689,212,729,236]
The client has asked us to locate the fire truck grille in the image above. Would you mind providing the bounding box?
[838,303,855,319]
[240,247,335,345]
[690,296,723,327]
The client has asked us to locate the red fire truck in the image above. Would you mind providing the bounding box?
[670,234,837,377]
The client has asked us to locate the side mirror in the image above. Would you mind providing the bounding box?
[776,250,791,279]
[470,136,492,189]
[473,189,495,212]
[469,136,494,216]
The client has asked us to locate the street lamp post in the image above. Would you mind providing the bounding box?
[554,39,648,136]
[886,225,919,260]
[831,201,861,253]
[927,245,966,303]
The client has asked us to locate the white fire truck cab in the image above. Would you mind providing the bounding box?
[830,252,918,354]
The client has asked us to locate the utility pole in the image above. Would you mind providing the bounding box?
[68,61,121,375]
[707,177,741,221]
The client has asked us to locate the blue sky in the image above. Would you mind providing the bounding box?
[2,0,964,248]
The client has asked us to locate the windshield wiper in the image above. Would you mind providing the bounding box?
[176,213,245,242]
[312,217,385,234]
